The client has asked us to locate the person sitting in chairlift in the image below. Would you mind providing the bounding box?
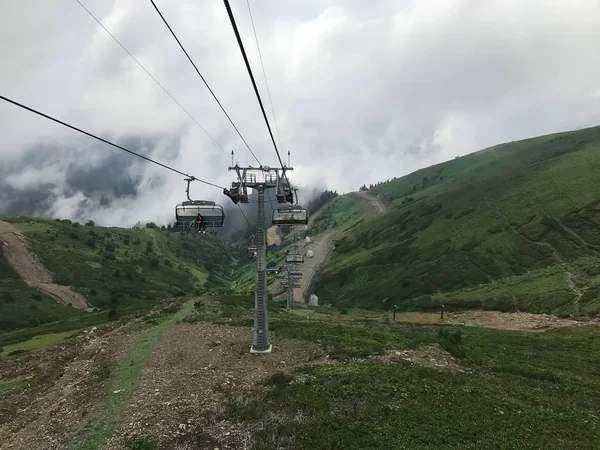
[196,213,206,233]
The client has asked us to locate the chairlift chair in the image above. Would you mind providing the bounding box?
[224,181,249,204]
[275,173,295,204]
[285,253,304,264]
[247,245,257,260]
[272,206,308,226]
[174,178,225,232]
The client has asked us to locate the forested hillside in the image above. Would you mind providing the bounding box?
[315,125,600,315]
[0,218,236,332]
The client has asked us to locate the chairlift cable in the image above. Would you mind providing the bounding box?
[245,0,283,150]
[222,0,290,187]
[237,204,253,230]
[0,94,225,190]
[266,188,275,207]
[149,0,261,166]
[74,0,228,157]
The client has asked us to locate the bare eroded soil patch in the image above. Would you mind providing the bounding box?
[0,221,91,310]
[444,310,595,332]
[372,344,469,373]
[391,310,597,332]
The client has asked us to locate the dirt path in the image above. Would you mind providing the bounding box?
[350,190,386,214]
[293,231,336,302]
[289,191,387,303]
[389,310,596,332]
[101,321,322,450]
[0,221,91,310]
[0,323,141,450]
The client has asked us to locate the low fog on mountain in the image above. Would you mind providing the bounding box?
[2,0,600,230]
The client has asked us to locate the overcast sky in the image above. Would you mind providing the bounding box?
[1,0,600,227]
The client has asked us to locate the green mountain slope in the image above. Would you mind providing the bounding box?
[316,125,600,316]
[0,218,236,332]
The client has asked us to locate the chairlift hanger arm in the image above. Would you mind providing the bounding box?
[185,177,193,202]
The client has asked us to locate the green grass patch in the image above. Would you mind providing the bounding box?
[126,436,157,450]
[0,329,81,359]
[0,377,30,398]
[225,321,600,449]
[228,361,600,449]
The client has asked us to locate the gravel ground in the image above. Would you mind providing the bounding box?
[0,324,141,450]
[102,322,323,450]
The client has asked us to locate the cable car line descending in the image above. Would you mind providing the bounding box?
[74,0,227,156]
[238,204,253,230]
[245,0,283,149]
[266,188,276,208]
[222,0,286,175]
[149,0,261,166]
[0,94,224,190]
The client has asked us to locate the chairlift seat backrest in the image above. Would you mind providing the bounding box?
[176,202,225,227]
[272,206,308,225]
[285,254,304,263]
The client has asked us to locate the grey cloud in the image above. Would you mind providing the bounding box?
[1,0,600,229]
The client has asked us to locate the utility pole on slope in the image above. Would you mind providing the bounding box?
[286,227,297,310]
[224,162,294,354]
[284,226,305,308]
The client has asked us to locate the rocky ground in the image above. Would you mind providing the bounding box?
[0,322,140,450]
[372,345,470,373]
[101,322,323,450]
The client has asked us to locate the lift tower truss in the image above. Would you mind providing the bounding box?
[285,227,302,310]
[225,163,294,354]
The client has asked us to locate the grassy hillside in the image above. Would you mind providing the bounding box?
[0,249,82,331]
[316,125,600,315]
[181,296,600,449]
[0,217,236,333]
